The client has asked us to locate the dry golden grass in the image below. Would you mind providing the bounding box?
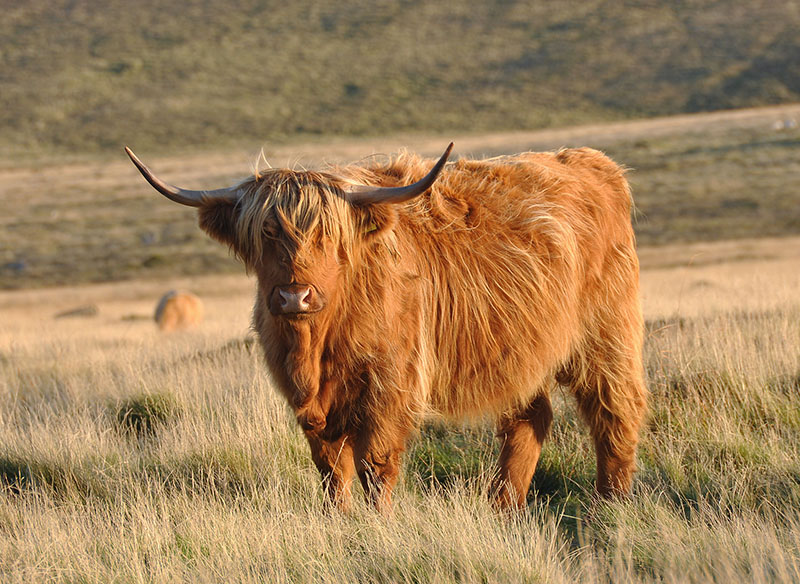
[2,236,800,582]
[639,236,800,319]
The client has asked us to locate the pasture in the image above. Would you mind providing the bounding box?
[1,110,800,581]
[2,233,800,582]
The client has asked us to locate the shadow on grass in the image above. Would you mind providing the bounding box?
[406,422,496,491]
[0,447,273,503]
[0,454,114,499]
[406,420,596,525]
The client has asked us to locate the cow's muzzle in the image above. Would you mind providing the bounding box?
[269,284,324,316]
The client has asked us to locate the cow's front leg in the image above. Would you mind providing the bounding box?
[304,431,356,512]
[355,422,414,512]
[295,380,334,433]
[296,378,356,510]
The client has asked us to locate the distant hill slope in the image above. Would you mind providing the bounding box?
[2,0,799,155]
[2,105,799,289]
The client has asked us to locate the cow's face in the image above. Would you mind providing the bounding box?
[256,221,345,318]
[195,171,395,322]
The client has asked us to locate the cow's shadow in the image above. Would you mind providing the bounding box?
[406,421,495,490]
[406,421,588,510]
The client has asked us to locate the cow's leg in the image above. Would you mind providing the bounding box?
[304,431,356,511]
[575,381,645,497]
[354,422,414,512]
[493,393,553,510]
[566,336,647,497]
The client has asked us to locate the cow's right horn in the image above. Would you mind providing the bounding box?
[125,147,241,207]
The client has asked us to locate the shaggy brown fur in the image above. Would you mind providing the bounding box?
[192,146,647,510]
[154,291,204,332]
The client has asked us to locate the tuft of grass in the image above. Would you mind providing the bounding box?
[0,456,64,494]
[0,454,119,500]
[115,392,180,438]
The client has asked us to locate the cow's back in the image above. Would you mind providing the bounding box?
[394,149,638,417]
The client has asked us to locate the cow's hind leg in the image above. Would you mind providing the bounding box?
[565,339,647,497]
[493,393,553,510]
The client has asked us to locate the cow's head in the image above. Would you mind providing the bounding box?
[125,144,452,321]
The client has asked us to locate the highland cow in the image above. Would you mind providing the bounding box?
[154,290,203,332]
[127,143,647,510]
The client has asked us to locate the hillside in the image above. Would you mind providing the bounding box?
[1,105,799,289]
[2,0,799,156]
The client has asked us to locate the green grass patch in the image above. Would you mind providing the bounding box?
[0,453,118,500]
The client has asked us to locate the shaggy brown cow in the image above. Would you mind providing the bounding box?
[126,143,647,511]
[154,290,204,332]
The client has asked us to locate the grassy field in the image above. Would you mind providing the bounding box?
[5,3,800,578]
[1,235,800,582]
[2,104,800,580]
[2,104,800,289]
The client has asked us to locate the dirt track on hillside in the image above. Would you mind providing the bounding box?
[2,104,799,290]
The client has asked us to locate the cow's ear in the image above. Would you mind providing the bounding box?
[198,200,239,249]
[358,204,398,243]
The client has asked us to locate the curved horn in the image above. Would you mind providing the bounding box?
[343,142,454,205]
[124,147,240,207]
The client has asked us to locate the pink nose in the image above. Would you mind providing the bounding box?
[279,286,312,311]
[271,284,318,315]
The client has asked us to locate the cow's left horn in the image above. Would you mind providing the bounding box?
[125,147,241,207]
[343,142,453,205]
